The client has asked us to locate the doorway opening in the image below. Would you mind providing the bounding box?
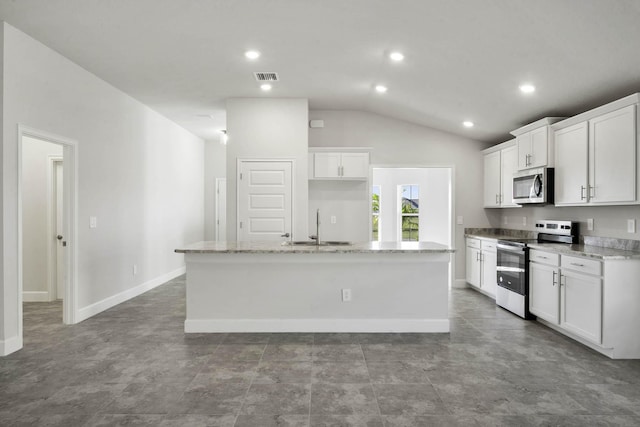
[18,126,78,343]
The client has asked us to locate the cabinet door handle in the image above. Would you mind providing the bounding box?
[496,194,499,205]
[589,186,595,199]
[580,185,586,200]
[552,270,557,286]
[560,274,565,286]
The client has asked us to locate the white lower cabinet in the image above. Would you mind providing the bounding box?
[560,269,602,345]
[465,237,496,299]
[528,249,640,358]
[529,260,560,324]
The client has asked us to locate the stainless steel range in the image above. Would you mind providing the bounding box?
[496,220,578,318]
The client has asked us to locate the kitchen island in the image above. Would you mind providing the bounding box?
[175,241,455,333]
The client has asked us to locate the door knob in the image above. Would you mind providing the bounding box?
[281,232,290,238]
[57,235,63,240]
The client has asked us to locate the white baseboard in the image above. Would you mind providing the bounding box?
[23,291,51,302]
[453,279,468,289]
[0,335,23,356]
[185,318,450,333]
[77,266,185,323]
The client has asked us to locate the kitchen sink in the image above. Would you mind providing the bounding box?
[283,241,352,246]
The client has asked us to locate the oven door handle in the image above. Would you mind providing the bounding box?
[496,243,526,252]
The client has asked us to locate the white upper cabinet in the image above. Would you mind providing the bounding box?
[483,151,501,207]
[310,150,369,180]
[589,105,636,204]
[512,118,565,171]
[482,140,519,208]
[553,97,638,206]
[554,122,589,205]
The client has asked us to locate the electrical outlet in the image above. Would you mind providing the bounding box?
[331,215,337,224]
[89,216,97,228]
[628,219,636,233]
[133,264,138,275]
[504,216,509,225]
[456,216,463,225]
[341,288,352,302]
[587,218,594,231]
[522,216,527,226]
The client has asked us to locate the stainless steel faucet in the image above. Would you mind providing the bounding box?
[309,208,320,245]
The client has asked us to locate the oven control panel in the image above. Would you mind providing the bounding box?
[534,220,577,236]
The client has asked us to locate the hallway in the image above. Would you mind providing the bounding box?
[1,276,640,426]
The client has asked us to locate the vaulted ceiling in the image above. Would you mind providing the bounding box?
[1,0,640,142]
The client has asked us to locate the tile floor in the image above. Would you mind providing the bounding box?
[1,275,640,426]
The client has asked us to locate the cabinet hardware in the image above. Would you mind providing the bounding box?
[476,252,480,261]
[281,232,290,238]
[540,256,548,259]
[495,194,499,205]
[580,185,586,200]
[570,262,585,267]
[589,186,595,198]
[552,270,557,286]
[560,274,565,286]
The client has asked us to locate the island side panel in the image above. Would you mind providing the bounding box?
[184,252,450,333]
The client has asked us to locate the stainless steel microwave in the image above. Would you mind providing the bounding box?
[513,167,554,205]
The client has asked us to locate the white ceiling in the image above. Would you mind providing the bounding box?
[1,0,640,143]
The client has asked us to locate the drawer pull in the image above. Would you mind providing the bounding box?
[539,256,548,259]
[570,262,585,267]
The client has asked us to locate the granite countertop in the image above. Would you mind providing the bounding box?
[465,231,640,260]
[527,243,640,260]
[175,241,455,254]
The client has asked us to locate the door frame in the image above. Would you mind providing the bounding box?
[47,156,64,301]
[236,158,295,241]
[215,177,226,241]
[18,125,79,328]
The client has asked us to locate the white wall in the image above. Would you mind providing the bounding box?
[204,136,226,240]
[373,168,452,245]
[21,137,63,298]
[1,23,204,354]
[226,98,309,241]
[308,180,369,242]
[309,110,497,282]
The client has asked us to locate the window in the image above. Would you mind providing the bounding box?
[400,185,419,241]
[372,186,380,241]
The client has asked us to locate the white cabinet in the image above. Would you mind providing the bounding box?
[517,126,549,170]
[554,122,589,205]
[465,238,481,288]
[482,142,519,208]
[483,151,501,207]
[465,237,497,298]
[311,152,369,180]
[588,105,636,204]
[529,250,560,324]
[554,101,638,206]
[560,266,602,345]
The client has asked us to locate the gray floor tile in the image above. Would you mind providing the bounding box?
[310,383,379,415]
[312,360,370,383]
[262,343,313,361]
[366,361,431,384]
[373,383,448,416]
[241,383,311,415]
[236,414,310,426]
[86,413,165,426]
[312,344,365,361]
[254,361,313,384]
[310,414,384,426]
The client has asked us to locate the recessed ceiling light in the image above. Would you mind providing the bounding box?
[260,83,272,91]
[519,84,536,94]
[245,50,260,60]
[389,52,404,61]
[463,121,474,128]
[375,85,388,93]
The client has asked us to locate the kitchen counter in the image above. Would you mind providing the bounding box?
[465,233,640,260]
[175,240,454,254]
[177,240,452,334]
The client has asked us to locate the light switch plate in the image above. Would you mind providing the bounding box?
[522,216,527,226]
[456,216,463,225]
[587,218,594,231]
[628,219,636,233]
[331,215,337,224]
[89,216,97,228]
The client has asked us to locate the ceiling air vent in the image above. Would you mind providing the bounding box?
[254,72,279,82]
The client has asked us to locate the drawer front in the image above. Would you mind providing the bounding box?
[480,239,497,252]
[530,249,559,266]
[561,255,601,276]
[466,238,481,249]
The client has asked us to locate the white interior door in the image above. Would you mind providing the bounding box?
[215,178,227,241]
[55,161,64,300]
[238,160,293,241]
